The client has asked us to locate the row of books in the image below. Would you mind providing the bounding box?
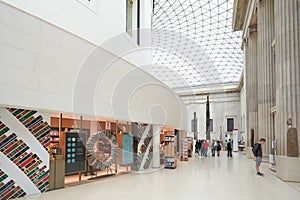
[0,170,26,200]
[0,121,10,137]
[0,132,49,192]
[7,108,51,150]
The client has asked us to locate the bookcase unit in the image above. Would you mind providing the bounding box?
[180,138,188,161]
[164,134,177,169]
[187,137,193,157]
[49,129,60,155]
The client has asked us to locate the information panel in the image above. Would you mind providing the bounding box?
[65,132,86,174]
[233,129,239,152]
[122,134,133,165]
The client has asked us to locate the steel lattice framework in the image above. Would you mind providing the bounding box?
[151,0,243,89]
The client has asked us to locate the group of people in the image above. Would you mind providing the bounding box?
[195,139,234,157]
[195,139,209,157]
[194,137,267,177]
[195,139,223,157]
[211,140,223,157]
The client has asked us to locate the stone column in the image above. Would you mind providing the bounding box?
[245,35,250,147]
[257,0,274,155]
[152,125,161,168]
[274,0,300,155]
[245,27,258,147]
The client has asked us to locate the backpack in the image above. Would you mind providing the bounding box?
[252,144,258,156]
[217,144,221,151]
[227,142,232,149]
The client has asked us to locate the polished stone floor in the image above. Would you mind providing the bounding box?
[21,152,300,200]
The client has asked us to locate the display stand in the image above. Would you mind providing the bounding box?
[164,134,177,169]
[187,137,193,157]
[49,129,60,155]
[180,138,188,161]
[49,156,65,190]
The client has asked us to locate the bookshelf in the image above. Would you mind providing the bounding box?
[164,134,177,169]
[49,129,60,155]
[180,138,188,161]
[187,137,193,157]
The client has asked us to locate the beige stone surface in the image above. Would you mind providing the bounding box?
[274,0,300,155]
[257,0,274,155]
[245,147,254,159]
[276,155,300,182]
[243,0,300,157]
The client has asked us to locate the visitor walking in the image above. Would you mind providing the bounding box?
[211,140,216,156]
[195,139,201,156]
[216,141,221,156]
[200,140,205,156]
[252,138,266,177]
[203,140,209,157]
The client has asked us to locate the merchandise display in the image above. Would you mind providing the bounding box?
[86,131,118,170]
[164,134,177,169]
[180,138,188,161]
[187,137,193,157]
[49,129,60,155]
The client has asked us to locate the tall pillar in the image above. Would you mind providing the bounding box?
[245,34,250,147]
[245,27,258,147]
[90,120,98,135]
[274,0,300,155]
[257,0,274,154]
[152,125,161,168]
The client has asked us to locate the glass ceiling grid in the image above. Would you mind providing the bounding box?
[150,0,243,89]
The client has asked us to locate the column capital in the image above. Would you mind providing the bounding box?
[249,26,257,34]
[245,26,257,41]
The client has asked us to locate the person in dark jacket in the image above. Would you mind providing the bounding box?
[227,139,233,157]
[195,139,202,156]
[252,138,266,176]
[216,140,222,156]
[211,140,216,157]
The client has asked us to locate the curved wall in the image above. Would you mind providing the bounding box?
[0,2,187,130]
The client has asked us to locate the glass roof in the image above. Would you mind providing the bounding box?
[150,0,243,89]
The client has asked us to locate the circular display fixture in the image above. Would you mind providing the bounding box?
[86,131,118,170]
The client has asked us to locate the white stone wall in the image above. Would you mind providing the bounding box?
[0,2,187,130]
[240,86,247,143]
[1,0,125,45]
[186,92,241,140]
